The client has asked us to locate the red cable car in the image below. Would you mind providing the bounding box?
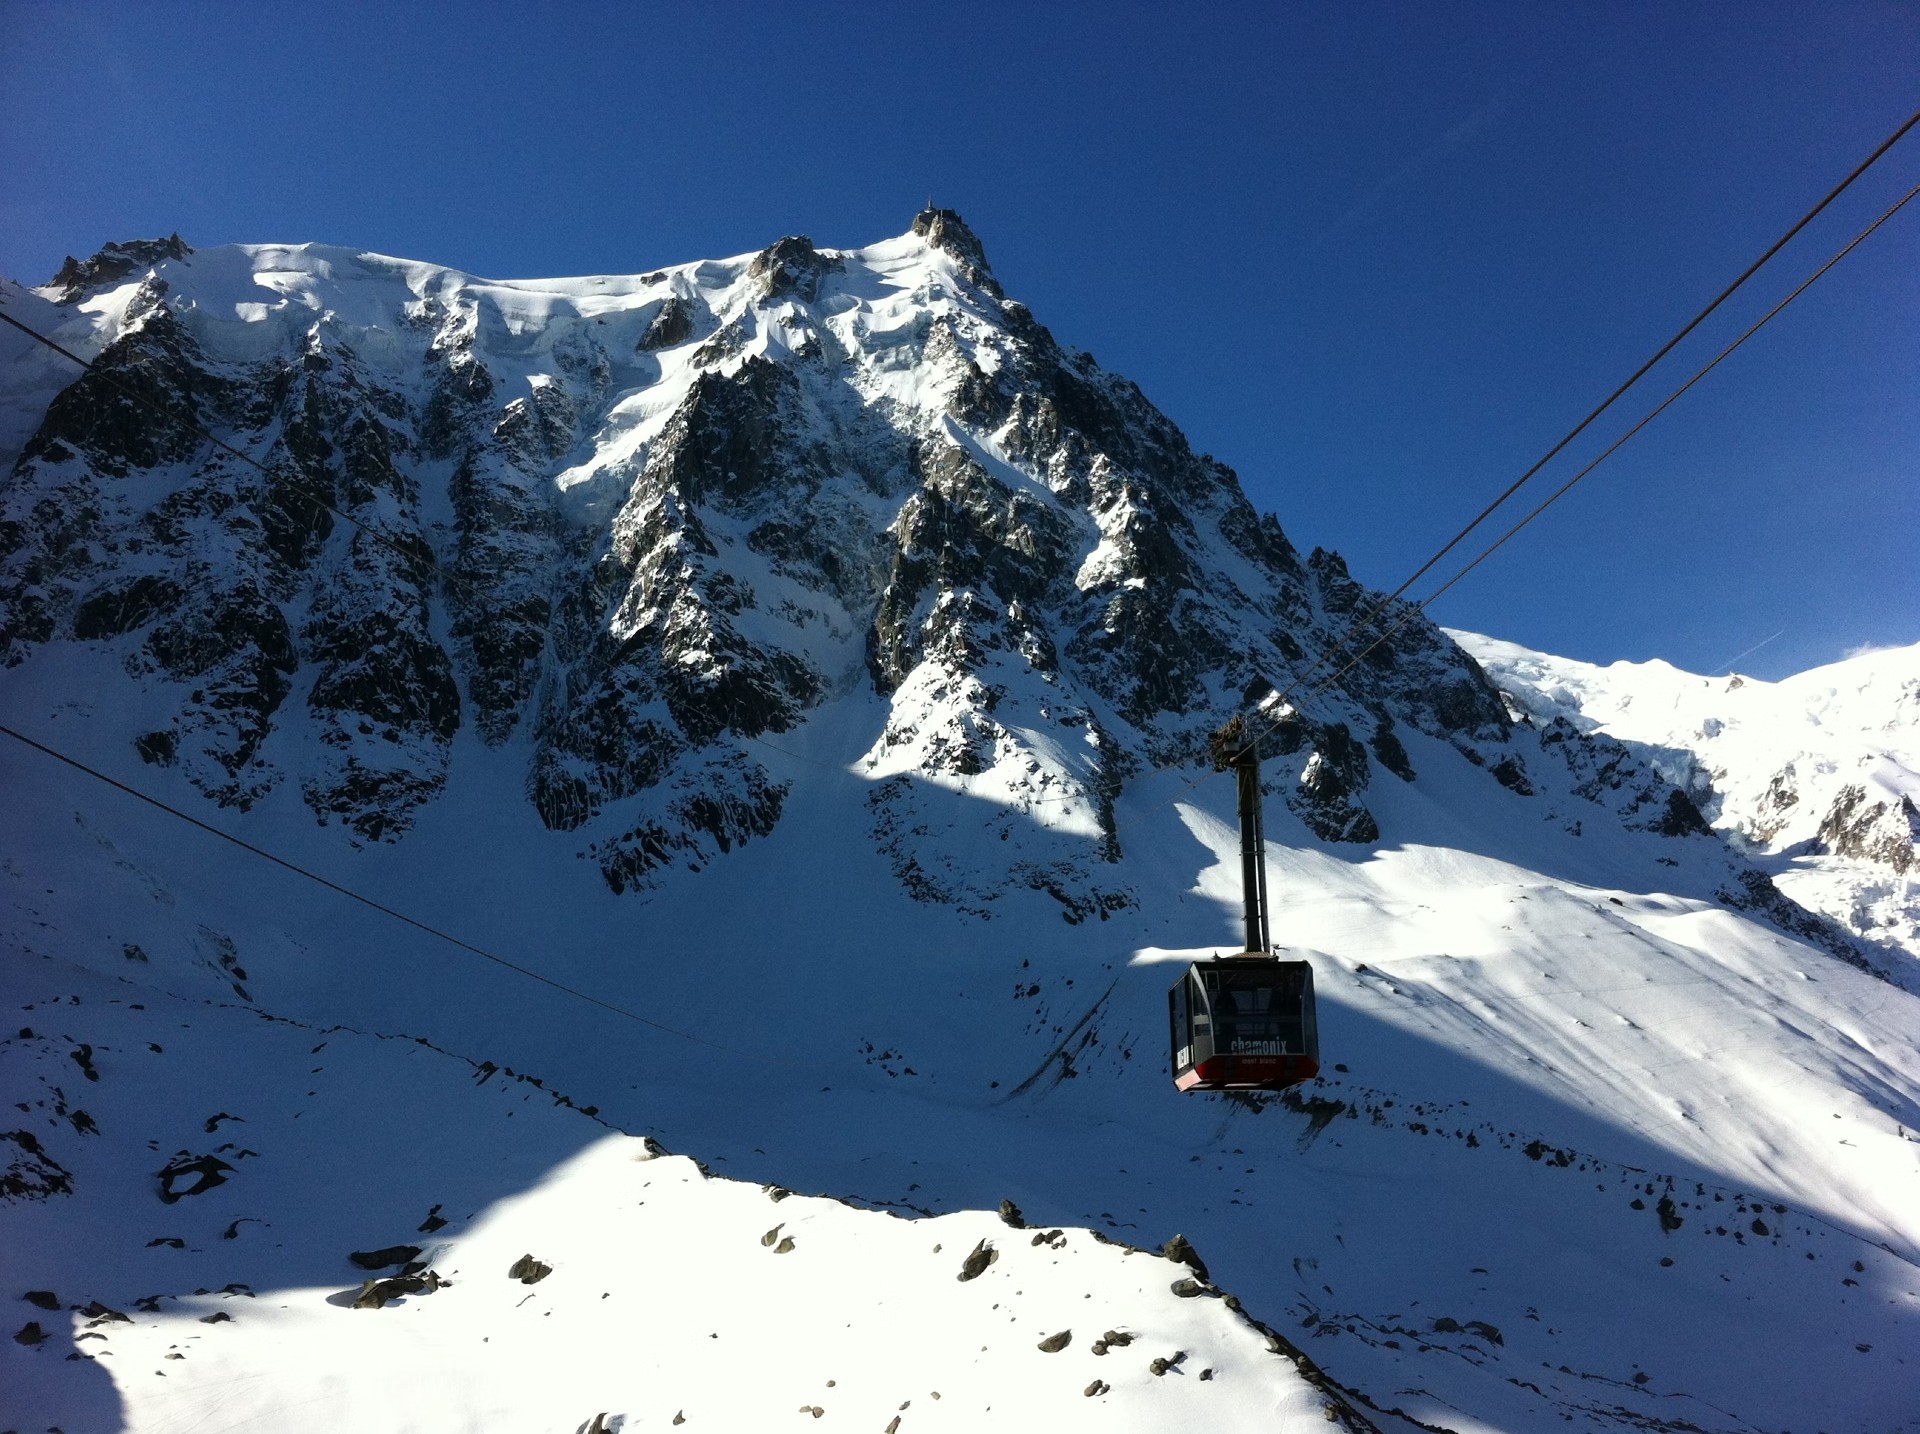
[1170,717,1321,1093]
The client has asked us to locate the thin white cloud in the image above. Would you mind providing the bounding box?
[1311,95,1505,249]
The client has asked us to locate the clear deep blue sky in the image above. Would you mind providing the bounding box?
[3,1,1914,679]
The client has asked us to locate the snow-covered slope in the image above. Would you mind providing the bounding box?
[1455,631,1920,966]
[4,964,1347,1433]
[4,219,1918,1432]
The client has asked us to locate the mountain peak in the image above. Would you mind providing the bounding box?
[911,208,997,293]
[43,234,192,303]
[748,234,842,303]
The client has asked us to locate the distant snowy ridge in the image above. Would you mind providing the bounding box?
[1453,630,1920,965]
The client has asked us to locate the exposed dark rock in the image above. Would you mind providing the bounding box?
[1266,708,1379,843]
[14,1319,46,1345]
[157,1152,234,1203]
[1816,785,1917,873]
[1037,1329,1072,1352]
[23,1290,59,1310]
[353,1269,444,1309]
[1490,755,1533,796]
[1369,717,1416,781]
[1162,1234,1211,1282]
[912,209,1001,296]
[349,1244,423,1270]
[748,235,842,304]
[508,1253,552,1284]
[45,236,192,303]
[956,1239,998,1281]
[998,1198,1026,1228]
[640,296,696,351]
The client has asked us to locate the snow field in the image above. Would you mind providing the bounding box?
[1,969,1336,1433]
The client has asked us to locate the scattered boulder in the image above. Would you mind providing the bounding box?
[1037,1329,1072,1353]
[761,1224,785,1247]
[1083,1380,1109,1397]
[15,1320,45,1345]
[509,1253,552,1285]
[1171,1277,1207,1298]
[157,1152,234,1203]
[350,1244,423,1270]
[23,1290,59,1310]
[1162,1232,1210,1281]
[956,1239,998,1281]
[353,1270,445,1309]
[998,1198,1026,1228]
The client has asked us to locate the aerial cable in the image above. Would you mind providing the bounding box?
[0,719,740,1055]
[1217,177,1920,782]
[971,108,1920,820]
[1271,103,1920,706]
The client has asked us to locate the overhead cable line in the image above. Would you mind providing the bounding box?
[1216,177,1920,784]
[990,108,1920,820]
[0,719,738,1054]
[1260,103,1920,721]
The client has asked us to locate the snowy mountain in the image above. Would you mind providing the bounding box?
[3,217,1918,1433]
[1454,631,1920,968]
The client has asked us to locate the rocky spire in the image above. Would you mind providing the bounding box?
[44,235,192,304]
[912,209,999,296]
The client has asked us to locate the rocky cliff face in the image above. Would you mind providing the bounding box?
[0,214,1885,969]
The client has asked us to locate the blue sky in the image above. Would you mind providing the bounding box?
[2,0,1914,679]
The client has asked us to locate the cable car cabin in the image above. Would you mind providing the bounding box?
[1169,956,1319,1092]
